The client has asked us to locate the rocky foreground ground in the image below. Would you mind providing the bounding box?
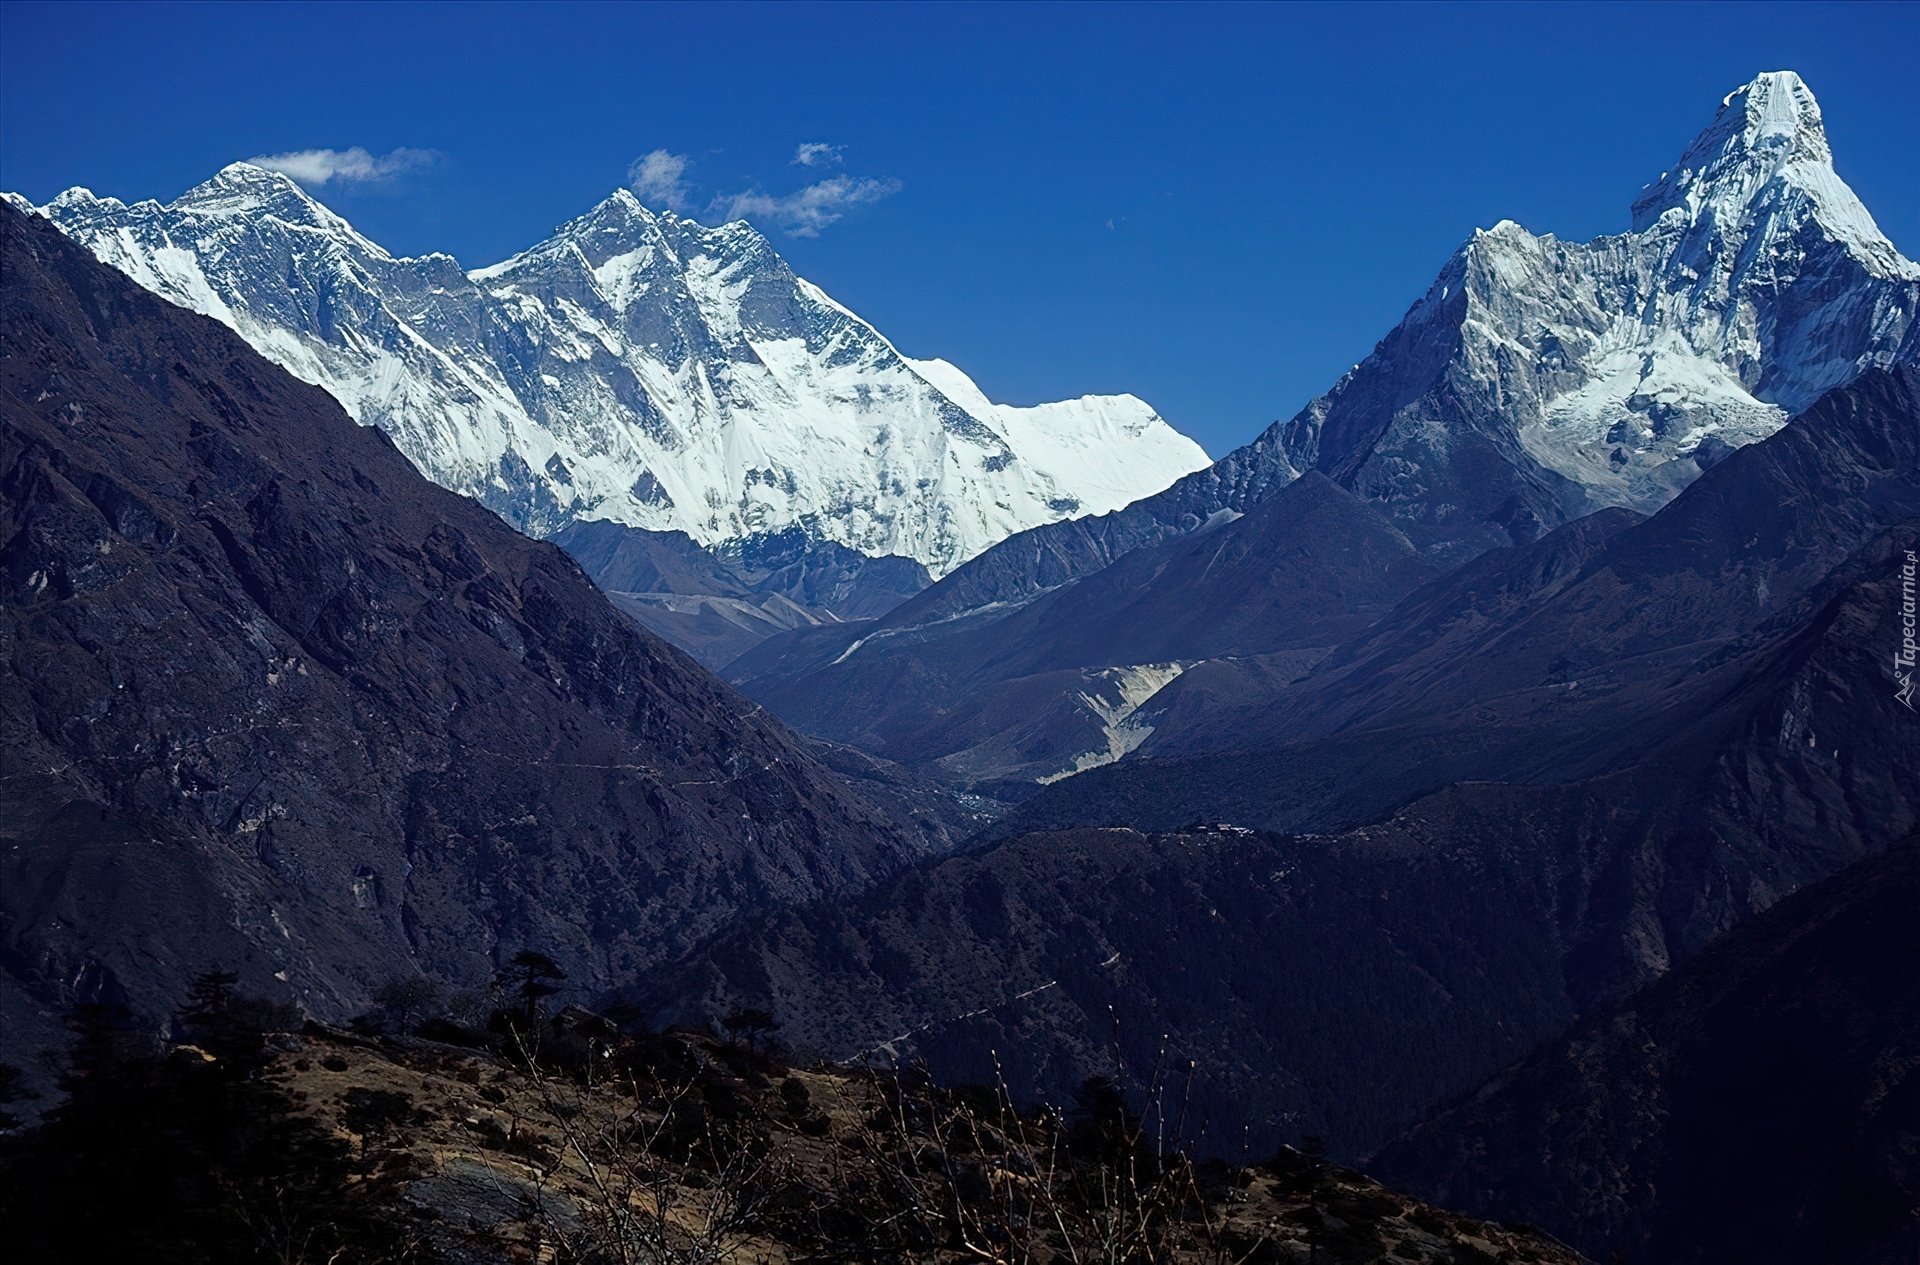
[201,1019,1578,1264]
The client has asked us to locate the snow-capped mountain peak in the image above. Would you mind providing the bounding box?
[1275,70,1917,552]
[159,163,401,268]
[19,172,1210,576]
[182,162,337,215]
[1632,70,1918,281]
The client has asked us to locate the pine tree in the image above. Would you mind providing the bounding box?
[495,950,566,1035]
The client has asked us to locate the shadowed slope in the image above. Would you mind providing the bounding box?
[0,201,918,1060]
[729,474,1442,786]
[1372,832,1920,1265]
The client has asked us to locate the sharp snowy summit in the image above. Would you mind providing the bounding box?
[1278,69,1919,549]
[8,170,1209,576]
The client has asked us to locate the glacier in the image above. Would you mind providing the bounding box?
[8,171,1210,577]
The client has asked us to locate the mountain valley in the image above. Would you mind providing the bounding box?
[3,59,1917,1265]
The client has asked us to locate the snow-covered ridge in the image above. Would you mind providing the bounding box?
[1282,70,1919,523]
[16,168,1209,577]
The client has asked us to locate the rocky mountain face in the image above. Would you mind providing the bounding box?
[0,201,934,1074]
[645,367,1920,1161]
[548,519,930,669]
[1371,831,1920,1265]
[9,171,1210,577]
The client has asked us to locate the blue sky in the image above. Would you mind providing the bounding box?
[4,2,1915,457]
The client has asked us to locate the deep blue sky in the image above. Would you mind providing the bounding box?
[5,2,1916,457]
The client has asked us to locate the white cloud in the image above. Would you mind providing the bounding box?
[627,149,695,212]
[626,148,899,236]
[723,175,902,237]
[792,142,844,168]
[248,146,434,187]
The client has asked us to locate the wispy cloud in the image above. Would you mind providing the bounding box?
[723,176,902,237]
[249,146,435,187]
[627,149,696,212]
[792,142,844,168]
[627,147,899,237]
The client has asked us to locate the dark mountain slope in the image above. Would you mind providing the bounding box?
[724,526,931,621]
[1000,367,1920,833]
[547,519,756,598]
[993,516,1919,987]
[728,474,1442,785]
[1136,505,1646,756]
[646,823,1580,1163]
[548,519,929,669]
[970,473,1441,677]
[0,201,920,1056]
[1371,832,1920,1265]
[644,449,1919,1161]
[1008,443,1920,998]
